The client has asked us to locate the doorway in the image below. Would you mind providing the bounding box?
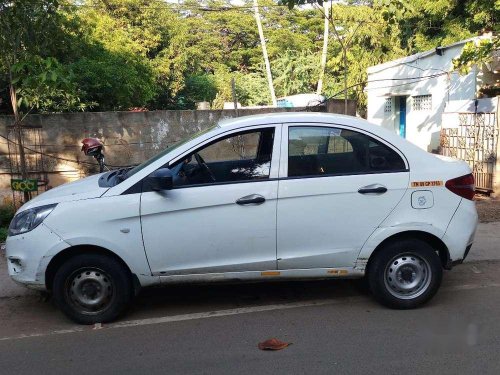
[397,96,407,138]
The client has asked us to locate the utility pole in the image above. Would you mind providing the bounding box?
[316,1,363,115]
[342,48,347,114]
[317,2,329,95]
[231,77,239,117]
[326,2,348,114]
[253,0,277,107]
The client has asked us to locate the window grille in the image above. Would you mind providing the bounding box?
[412,95,431,111]
[384,98,392,113]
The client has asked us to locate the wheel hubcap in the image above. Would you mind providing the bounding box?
[384,254,431,299]
[66,268,114,315]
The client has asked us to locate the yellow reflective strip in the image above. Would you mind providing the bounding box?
[327,269,348,275]
[261,271,280,276]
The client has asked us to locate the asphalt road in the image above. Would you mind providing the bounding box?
[0,222,499,374]
[0,258,499,374]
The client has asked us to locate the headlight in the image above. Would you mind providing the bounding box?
[8,204,57,236]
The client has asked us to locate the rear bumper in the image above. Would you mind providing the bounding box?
[446,244,473,269]
[452,243,473,266]
[442,199,478,267]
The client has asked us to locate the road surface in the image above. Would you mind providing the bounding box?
[0,223,499,374]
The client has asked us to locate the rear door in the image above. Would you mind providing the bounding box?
[277,124,410,269]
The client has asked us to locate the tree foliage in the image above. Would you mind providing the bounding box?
[0,0,497,115]
[0,0,90,115]
[453,36,500,75]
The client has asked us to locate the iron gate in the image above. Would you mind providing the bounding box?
[440,112,498,192]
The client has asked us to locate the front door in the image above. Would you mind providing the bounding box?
[277,124,409,269]
[141,126,280,276]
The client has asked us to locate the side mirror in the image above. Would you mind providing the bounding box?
[148,168,173,191]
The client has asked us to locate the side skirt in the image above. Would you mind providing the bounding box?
[158,267,365,285]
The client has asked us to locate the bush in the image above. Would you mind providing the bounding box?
[0,205,14,228]
[0,227,7,243]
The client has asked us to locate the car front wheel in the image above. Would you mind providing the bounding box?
[52,253,132,324]
[368,239,443,309]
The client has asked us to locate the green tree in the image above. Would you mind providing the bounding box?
[453,37,500,75]
[74,0,177,109]
[279,0,497,115]
[12,56,94,113]
[272,49,321,97]
[0,0,90,200]
[0,0,88,116]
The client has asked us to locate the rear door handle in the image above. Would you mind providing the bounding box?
[236,194,266,205]
[358,184,388,194]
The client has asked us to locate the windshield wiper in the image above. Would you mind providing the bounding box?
[116,167,132,183]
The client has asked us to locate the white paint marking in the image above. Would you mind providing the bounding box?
[470,265,482,274]
[0,297,359,342]
[442,282,500,291]
[109,297,362,330]
[1,282,500,342]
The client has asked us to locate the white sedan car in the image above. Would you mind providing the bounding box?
[6,113,478,324]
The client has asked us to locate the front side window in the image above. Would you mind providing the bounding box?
[125,126,216,180]
[288,126,406,177]
[171,128,274,187]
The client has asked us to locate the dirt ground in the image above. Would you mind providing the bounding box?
[475,195,500,223]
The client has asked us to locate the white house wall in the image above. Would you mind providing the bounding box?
[366,41,478,153]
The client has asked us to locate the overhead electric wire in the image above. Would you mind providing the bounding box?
[0,72,448,166]
[68,1,457,29]
[1,73,448,169]
[304,71,447,110]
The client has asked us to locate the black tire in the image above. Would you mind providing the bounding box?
[368,239,442,309]
[52,253,132,324]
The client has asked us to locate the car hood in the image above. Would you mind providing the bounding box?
[19,173,109,212]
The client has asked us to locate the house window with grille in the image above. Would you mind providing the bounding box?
[384,98,392,113]
[412,94,431,111]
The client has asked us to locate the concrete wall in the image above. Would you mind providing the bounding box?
[0,100,356,202]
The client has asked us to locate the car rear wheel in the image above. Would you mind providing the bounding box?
[52,253,132,324]
[368,239,442,309]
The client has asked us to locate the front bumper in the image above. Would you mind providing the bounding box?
[5,223,69,290]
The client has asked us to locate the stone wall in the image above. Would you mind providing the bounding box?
[0,100,356,202]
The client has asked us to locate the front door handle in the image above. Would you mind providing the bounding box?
[236,194,266,205]
[358,184,388,194]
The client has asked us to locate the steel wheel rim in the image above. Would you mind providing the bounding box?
[384,253,432,300]
[65,267,114,315]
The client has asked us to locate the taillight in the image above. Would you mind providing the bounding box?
[445,173,475,200]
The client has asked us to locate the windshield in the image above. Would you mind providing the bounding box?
[125,126,217,179]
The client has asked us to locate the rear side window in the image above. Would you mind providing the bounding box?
[288,126,406,177]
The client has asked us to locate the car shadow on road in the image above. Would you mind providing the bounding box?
[127,278,373,320]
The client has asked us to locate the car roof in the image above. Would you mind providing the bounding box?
[216,112,429,163]
[218,112,369,130]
